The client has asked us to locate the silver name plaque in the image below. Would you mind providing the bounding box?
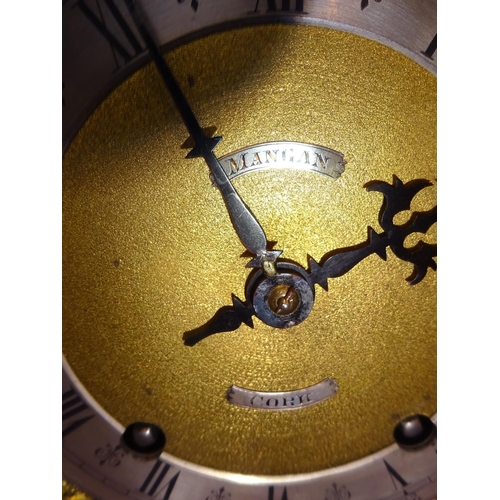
[226,377,339,411]
[217,142,345,181]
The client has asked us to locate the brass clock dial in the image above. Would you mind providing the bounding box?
[63,1,436,499]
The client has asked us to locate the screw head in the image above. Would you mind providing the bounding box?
[393,414,436,450]
[121,421,166,460]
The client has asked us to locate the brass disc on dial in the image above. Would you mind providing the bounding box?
[63,25,436,476]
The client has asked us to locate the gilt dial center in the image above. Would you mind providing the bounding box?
[62,19,437,481]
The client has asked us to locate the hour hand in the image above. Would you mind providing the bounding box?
[308,227,388,290]
[184,263,316,345]
[183,295,254,346]
[309,176,437,289]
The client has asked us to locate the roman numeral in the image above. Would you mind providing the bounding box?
[422,34,437,60]
[383,460,408,492]
[361,0,382,11]
[176,0,199,12]
[139,460,180,499]
[268,486,288,500]
[250,1,305,15]
[76,0,144,66]
[62,388,95,438]
[267,0,304,12]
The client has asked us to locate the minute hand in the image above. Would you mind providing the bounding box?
[125,1,281,270]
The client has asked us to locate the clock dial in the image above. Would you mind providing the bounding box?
[63,1,436,498]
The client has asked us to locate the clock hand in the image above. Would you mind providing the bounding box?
[309,176,437,287]
[308,227,388,290]
[184,262,315,345]
[185,176,437,344]
[365,176,437,284]
[125,0,281,274]
[183,295,254,346]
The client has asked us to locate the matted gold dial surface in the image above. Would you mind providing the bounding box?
[63,24,436,478]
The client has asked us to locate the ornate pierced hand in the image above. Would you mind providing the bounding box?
[183,176,437,346]
[310,176,437,288]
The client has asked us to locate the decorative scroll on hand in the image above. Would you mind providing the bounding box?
[309,176,437,288]
[183,176,437,346]
[368,176,437,284]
